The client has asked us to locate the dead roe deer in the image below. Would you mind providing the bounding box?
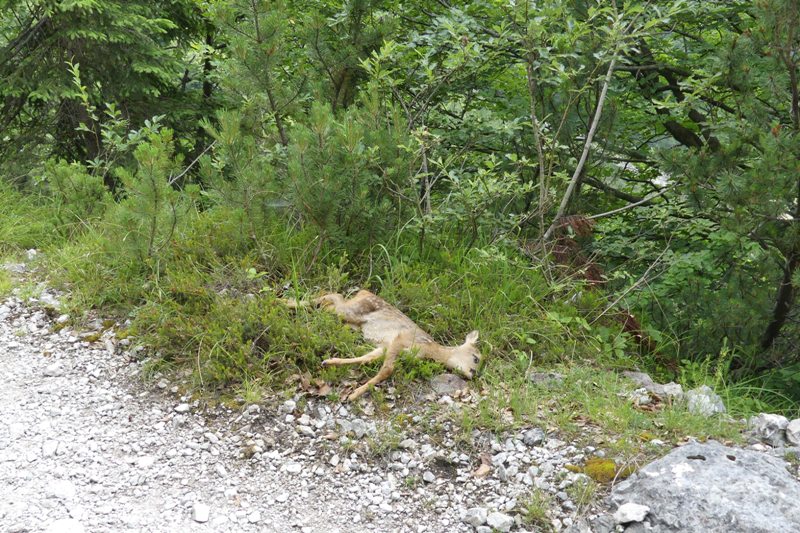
[293,290,482,401]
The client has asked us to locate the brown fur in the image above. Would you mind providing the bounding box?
[305,290,482,401]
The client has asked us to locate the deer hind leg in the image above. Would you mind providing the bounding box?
[321,346,385,367]
[315,293,367,326]
[347,335,407,401]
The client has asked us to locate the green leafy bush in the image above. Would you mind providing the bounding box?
[42,159,110,237]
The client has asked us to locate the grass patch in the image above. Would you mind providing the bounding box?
[0,183,765,461]
[0,182,57,254]
[0,269,12,297]
[519,488,553,531]
[451,363,743,463]
[566,476,599,513]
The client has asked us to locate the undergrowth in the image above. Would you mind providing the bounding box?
[0,167,782,453]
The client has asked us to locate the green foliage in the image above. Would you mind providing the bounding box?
[108,129,184,264]
[0,269,12,297]
[0,0,206,166]
[132,268,364,389]
[519,488,553,530]
[0,181,56,252]
[41,159,110,237]
[286,101,410,252]
[3,0,800,417]
[596,205,775,358]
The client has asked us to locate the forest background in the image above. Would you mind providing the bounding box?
[1,0,799,413]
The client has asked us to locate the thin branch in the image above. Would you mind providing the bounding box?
[587,188,670,220]
[543,55,618,242]
[168,141,216,186]
[591,242,670,325]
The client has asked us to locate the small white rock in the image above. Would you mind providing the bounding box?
[614,502,650,524]
[42,439,59,456]
[43,363,64,377]
[174,403,190,413]
[787,419,800,446]
[462,507,488,527]
[280,400,296,414]
[193,503,210,523]
[486,511,515,532]
[137,456,155,469]
[46,479,77,500]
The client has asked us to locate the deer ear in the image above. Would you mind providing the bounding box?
[465,330,479,344]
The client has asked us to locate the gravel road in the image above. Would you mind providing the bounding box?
[0,285,591,533]
[0,295,471,533]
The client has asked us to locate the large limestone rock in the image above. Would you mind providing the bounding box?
[609,441,800,532]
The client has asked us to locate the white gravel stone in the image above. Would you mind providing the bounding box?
[787,419,800,446]
[193,503,210,523]
[280,400,296,414]
[613,502,650,524]
[42,439,59,456]
[486,511,515,532]
[174,403,190,413]
[137,455,156,468]
[462,507,488,527]
[46,479,77,500]
[43,363,64,377]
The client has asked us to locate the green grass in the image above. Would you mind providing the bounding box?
[566,476,599,513]
[0,182,777,475]
[519,488,553,530]
[0,269,12,297]
[0,182,57,254]
[452,362,743,461]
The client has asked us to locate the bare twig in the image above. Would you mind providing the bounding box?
[587,187,670,220]
[168,141,217,186]
[542,55,617,242]
[591,242,670,325]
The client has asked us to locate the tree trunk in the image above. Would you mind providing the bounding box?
[761,250,798,349]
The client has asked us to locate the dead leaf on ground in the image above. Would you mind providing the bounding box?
[472,464,491,478]
[472,453,493,478]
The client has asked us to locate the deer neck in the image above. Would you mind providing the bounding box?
[420,342,461,365]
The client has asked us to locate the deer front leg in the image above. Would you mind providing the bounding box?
[347,336,405,401]
[321,346,385,367]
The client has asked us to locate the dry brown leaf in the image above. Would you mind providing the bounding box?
[314,383,332,397]
[472,464,491,478]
